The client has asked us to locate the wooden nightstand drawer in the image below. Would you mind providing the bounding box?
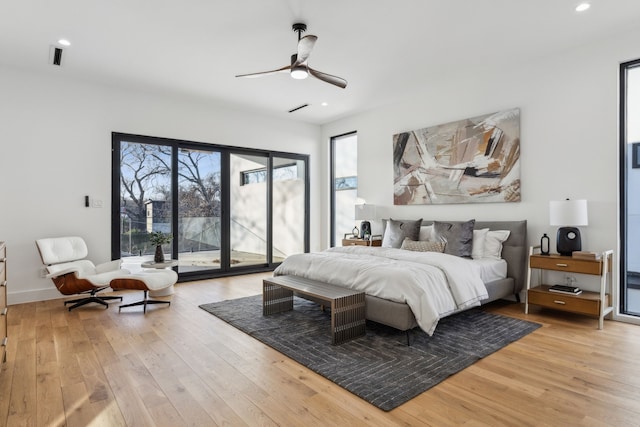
[528,286,602,316]
[342,238,381,247]
[529,254,602,275]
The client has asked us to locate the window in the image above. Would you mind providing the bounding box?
[112,133,309,281]
[330,132,358,247]
[240,163,300,185]
[620,59,640,317]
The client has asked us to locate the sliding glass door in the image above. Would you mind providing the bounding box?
[112,133,308,281]
[177,147,222,274]
[272,157,307,259]
[230,153,268,268]
[117,140,173,260]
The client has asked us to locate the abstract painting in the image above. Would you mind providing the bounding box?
[393,108,520,205]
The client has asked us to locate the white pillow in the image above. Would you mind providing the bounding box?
[471,228,490,260]
[419,225,433,241]
[483,230,511,260]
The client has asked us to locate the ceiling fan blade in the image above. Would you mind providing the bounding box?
[308,67,347,89]
[235,64,290,78]
[296,35,317,64]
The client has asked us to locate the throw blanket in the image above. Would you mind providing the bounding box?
[273,246,489,335]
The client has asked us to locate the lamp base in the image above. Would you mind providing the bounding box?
[556,227,581,256]
[359,221,371,239]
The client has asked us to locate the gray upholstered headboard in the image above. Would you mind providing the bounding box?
[420,220,528,293]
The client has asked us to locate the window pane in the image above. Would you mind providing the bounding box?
[177,148,222,273]
[273,157,305,259]
[624,63,640,315]
[230,153,267,267]
[119,141,172,260]
[332,133,358,245]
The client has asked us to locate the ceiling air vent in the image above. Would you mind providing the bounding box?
[288,103,309,113]
[49,46,64,66]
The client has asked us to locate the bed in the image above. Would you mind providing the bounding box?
[273,220,527,336]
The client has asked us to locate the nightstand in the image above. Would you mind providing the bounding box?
[525,248,614,329]
[342,238,382,247]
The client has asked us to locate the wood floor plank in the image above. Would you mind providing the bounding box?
[7,339,37,426]
[2,272,640,426]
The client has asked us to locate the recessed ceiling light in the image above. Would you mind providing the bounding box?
[58,39,71,46]
[575,3,590,12]
[321,102,328,107]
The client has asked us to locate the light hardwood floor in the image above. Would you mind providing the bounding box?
[1,272,640,426]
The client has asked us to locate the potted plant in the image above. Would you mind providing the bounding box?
[148,231,172,263]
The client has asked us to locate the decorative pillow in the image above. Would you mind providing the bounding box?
[381,218,423,248]
[433,219,476,258]
[483,230,511,260]
[471,228,490,260]
[419,225,433,241]
[401,238,446,253]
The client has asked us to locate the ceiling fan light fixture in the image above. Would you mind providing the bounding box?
[290,66,308,79]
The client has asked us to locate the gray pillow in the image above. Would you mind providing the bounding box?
[433,219,476,258]
[382,218,422,248]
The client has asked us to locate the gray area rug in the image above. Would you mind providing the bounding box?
[199,295,540,411]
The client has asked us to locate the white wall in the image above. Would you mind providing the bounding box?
[0,65,321,304]
[321,28,640,295]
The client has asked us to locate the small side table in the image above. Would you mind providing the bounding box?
[341,238,382,247]
[141,260,178,296]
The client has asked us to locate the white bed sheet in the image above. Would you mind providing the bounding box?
[474,258,508,283]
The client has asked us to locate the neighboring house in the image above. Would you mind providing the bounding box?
[145,200,170,234]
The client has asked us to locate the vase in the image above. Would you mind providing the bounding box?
[540,233,550,255]
[154,245,165,263]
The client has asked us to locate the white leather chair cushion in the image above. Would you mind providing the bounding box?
[126,269,178,291]
[37,236,88,265]
[45,260,132,286]
[46,260,96,278]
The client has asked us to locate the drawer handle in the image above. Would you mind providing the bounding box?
[1,337,6,347]
[553,300,566,305]
[0,308,6,316]
[555,263,568,267]
[0,258,5,262]
[0,281,5,287]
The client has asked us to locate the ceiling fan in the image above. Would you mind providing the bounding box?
[235,23,347,89]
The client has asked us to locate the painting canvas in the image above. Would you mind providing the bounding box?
[393,108,520,205]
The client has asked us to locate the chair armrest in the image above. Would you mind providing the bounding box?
[45,267,79,279]
[95,259,122,274]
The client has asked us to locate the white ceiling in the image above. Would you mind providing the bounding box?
[2,1,640,125]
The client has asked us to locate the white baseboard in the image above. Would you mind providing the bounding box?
[8,287,64,305]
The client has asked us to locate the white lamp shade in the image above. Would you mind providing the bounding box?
[549,199,588,226]
[355,204,376,220]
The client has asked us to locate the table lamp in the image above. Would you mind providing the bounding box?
[355,203,376,239]
[549,199,588,256]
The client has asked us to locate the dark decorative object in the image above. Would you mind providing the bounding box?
[540,233,550,255]
[359,221,371,239]
[556,227,582,256]
[154,245,165,263]
[148,231,172,263]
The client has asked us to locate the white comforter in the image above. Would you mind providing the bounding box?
[273,246,489,335]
